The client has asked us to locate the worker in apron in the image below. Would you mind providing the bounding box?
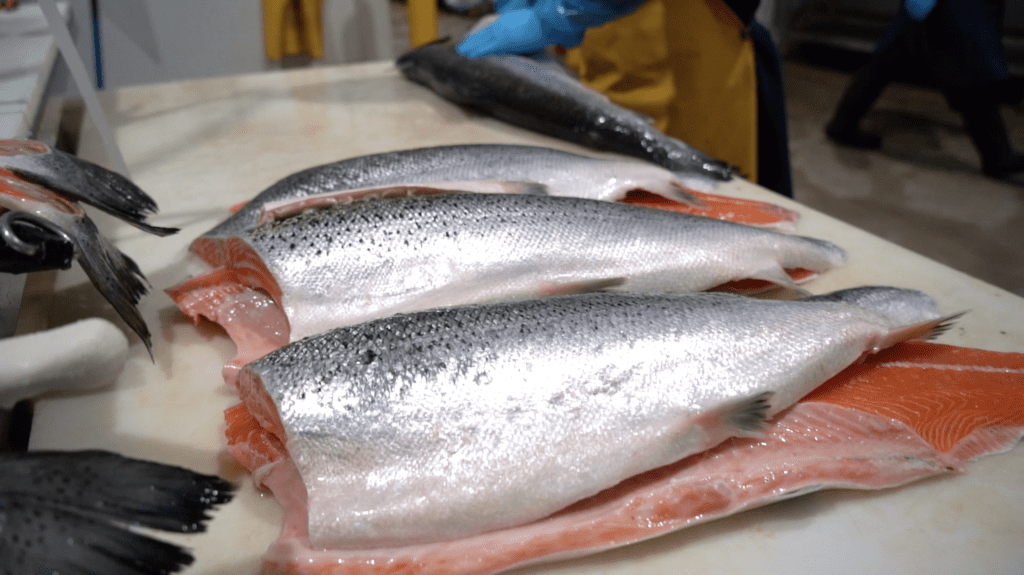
[458,0,792,197]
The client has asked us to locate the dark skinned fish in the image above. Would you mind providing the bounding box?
[396,43,735,183]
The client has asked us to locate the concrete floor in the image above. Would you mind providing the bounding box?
[390,3,1024,298]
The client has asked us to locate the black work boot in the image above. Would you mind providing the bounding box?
[960,100,1024,179]
[825,61,890,150]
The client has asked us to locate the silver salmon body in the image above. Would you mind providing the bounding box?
[237,288,945,550]
[230,192,845,341]
[200,144,702,245]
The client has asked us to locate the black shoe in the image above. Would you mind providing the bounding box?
[825,121,882,150]
[959,98,1024,180]
[982,152,1024,179]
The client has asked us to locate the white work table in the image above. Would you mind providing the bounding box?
[23,60,1024,575]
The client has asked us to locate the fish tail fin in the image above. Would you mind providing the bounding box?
[69,215,153,354]
[0,450,235,575]
[871,313,965,354]
[2,143,178,236]
[1,506,197,575]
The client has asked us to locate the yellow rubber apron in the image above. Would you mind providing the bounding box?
[564,0,758,182]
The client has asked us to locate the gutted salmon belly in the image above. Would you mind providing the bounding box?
[229,340,1024,575]
[227,288,951,554]
[170,193,845,350]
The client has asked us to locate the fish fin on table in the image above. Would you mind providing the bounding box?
[0,450,235,575]
[68,215,153,355]
[0,450,235,531]
[0,503,197,575]
[871,312,966,354]
[0,141,178,236]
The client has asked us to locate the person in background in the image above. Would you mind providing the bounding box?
[457,0,794,197]
[825,0,1024,179]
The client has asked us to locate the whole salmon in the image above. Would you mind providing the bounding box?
[198,144,778,261]
[396,44,735,182]
[174,192,846,344]
[236,288,951,550]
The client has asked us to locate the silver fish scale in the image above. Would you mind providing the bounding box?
[245,290,909,549]
[240,193,844,341]
[204,144,672,239]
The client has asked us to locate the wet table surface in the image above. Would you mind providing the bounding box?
[23,60,1024,575]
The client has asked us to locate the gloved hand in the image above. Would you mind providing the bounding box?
[457,0,647,58]
[904,0,936,21]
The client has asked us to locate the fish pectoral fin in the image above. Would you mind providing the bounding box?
[724,390,775,435]
[514,181,550,196]
[538,277,627,297]
[227,199,252,214]
[748,265,799,289]
[693,390,776,444]
[871,312,967,354]
[664,183,704,207]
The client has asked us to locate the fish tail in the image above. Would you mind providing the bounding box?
[1,505,197,575]
[2,143,178,236]
[69,214,153,354]
[0,450,235,575]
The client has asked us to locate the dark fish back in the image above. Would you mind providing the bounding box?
[396,43,735,181]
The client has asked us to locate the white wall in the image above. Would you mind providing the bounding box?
[58,0,393,90]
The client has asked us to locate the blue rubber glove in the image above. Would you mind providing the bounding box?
[457,0,647,58]
[904,0,936,21]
